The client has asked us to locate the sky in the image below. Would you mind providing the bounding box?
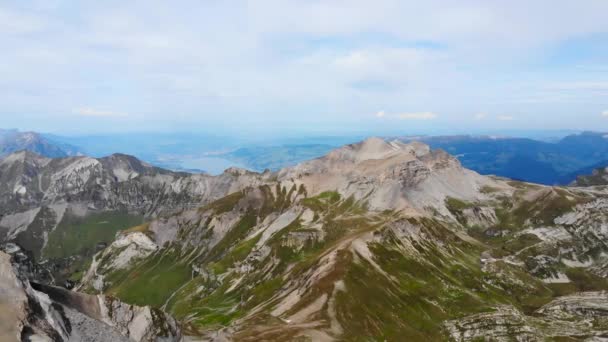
[1,0,608,136]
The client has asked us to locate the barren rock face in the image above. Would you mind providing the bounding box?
[0,151,266,218]
[446,293,608,341]
[1,248,182,342]
[0,251,70,342]
[444,306,540,342]
[277,137,495,213]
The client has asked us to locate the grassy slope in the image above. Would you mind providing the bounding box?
[106,249,193,307]
[93,183,608,340]
[43,211,143,259]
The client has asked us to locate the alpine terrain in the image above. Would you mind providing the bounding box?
[3,138,608,341]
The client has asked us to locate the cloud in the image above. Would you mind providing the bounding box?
[549,82,608,91]
[73,107,126,117]
[602,110,608,117]
[3,1,608,132]
[397,112,437,120]
[474,113,487,120]
[497,115,514,121]
[374,111,436,120]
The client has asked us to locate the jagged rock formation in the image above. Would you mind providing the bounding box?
[445,292,608,341]
[7,137,608,340]
[0,151,261,217]
[0,248,181,342]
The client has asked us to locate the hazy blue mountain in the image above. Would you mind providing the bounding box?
[398,132,608,185]
[48,133,362,174]
[0,129,81,158]
[12,130,608,184]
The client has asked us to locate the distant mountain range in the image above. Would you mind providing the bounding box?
[397,132,608,185]
[222,132,608,185]
[2,129,608,185]
[0,129,81,158]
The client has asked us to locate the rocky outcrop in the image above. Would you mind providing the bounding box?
[0,250,71,341]
[34,282,181,342]
[445,293,608,341]
[444,306,540,341]
[461,206,498,227]
[536,291,608,320]
[0,249,182,342]
[78,232,159,292]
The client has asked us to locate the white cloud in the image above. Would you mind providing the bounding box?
[3,1,608,131]
[374,111,437,120]
[549,82,608,91]
[396,112,437,120]
[73,107,126,117]
[475,113,487,120]
[497,115,514,121]
[602,110,608,117]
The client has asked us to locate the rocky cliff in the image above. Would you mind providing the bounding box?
[0,246,181,342]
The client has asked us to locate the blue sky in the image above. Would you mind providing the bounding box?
[1,0,607,135]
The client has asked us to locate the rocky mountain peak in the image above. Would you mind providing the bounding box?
[325,137,431,164]
[276,138,488,212]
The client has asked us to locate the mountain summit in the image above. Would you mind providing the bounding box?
[279,137,496,213]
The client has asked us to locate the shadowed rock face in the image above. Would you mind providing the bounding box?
[0,248,182,342]
[0,250,72,341]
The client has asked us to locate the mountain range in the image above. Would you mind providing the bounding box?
[222,132,608,185]
[398,131,608,185]
[3,129,608,185]
[3,137,608,341]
